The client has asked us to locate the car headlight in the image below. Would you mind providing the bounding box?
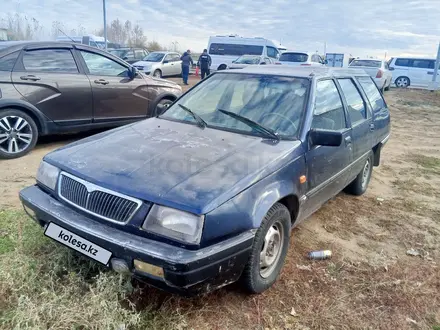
[36,161,60,190]
[143,205,204,244]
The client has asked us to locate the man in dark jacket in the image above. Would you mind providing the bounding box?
[180,50,193,85]
[197,49,212,79]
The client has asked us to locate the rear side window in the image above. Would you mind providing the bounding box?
[412,59,434,69]
[0,51,20,71]
[209,43,264,56]
[395,58,410,67]
[22,49,78,73]
[266,46,278,59]
[357,77,386,112]
[312,80,346,130]
[279,53,308,62]
[337,79,367,124]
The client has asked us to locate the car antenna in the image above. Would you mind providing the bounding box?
[58,28,77,44]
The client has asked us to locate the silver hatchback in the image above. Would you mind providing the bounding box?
[132,51,182,78]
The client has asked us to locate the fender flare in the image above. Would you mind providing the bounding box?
[0,99,50,135]
[149,92,179,117]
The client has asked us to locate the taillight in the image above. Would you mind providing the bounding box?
[301,63,311,66]
[376,69,383,78]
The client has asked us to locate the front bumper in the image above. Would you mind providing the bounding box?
[19,185,254,296]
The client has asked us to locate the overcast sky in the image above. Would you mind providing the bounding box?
[2,0,440,58]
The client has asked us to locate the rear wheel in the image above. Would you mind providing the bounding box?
[384,80,391,91]
[344,153,373,196]
[395,76,410,88]
[241,203,291,293]
[0,109,38,159]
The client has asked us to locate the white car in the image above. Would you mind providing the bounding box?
[349,59,393,91]
[228,55,275,69]
[275,51,326,67]
[388,57,439,89]
[132,51,182,78]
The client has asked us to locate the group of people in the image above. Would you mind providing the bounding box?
[180,49,212,85]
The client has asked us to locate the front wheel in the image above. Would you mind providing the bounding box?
[241,203,291,294]
[344,153,373,196]
[153,69,162,78]
[0,109,39,159]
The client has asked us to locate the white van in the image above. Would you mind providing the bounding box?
[207,35,281,71]
[56,35,106,49]
[388,57,439,88]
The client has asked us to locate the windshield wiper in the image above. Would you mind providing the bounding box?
[217,109,280,141]
[178,104,207,128]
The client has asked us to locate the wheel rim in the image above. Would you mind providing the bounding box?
[260,221,284,278]
[396,78,408,87]
[361,159,371,190]
[154,71,161,77]
[0,116,33,154]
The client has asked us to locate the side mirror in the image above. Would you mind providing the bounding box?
[128,66,137,80]
[309,129,342,147]
[260,62,266,65]
[163,60,169,64]
[123,56,128,60]
[156,103,170,116]
[324,59,328,65]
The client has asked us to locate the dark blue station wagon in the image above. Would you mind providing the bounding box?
[20,66,390,295]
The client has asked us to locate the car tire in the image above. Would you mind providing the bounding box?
[218,64,227,71]
[395,76,410,88]
[344,153,373,196]
[384,81,391,91]
[153,69,162,78]
[241,202,291,294]
[0,109,39,159]
[154,98,174,116]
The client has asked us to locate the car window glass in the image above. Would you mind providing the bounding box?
[312,80,346,130]
[209,43,264,56]
[279,53,308,62]
[266,46,278,59]
[171,54,180,61]
[384,62,389,70]
[0,51,20,71]
[338,79,367,124]
[134,50,144,59]
[164,54,173,62]
[357,77,386,112]
[311,54,319,62]
[80,51,128,76]
[412,60,432,69]
[395,58,410,67]
[22,49,78,73]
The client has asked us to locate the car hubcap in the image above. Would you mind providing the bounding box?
[154,71,161,77]
[0,116,33,154]
[397,78,408,87]
[260,222,284,278]
[361,159,370,190]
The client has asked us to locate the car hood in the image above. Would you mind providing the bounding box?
[229,64,249,69]
[132,61,157,70]
[45,118,302,214]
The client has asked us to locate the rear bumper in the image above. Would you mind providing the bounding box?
[19,185,254,296]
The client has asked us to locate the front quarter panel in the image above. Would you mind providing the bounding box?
[202,148,307,246]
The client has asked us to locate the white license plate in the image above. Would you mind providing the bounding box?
[45,222,112,265]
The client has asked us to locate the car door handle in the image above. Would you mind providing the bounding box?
[94,79,109,85]
[344,136,352,146]
[20,75,41,81]
[370,123,375,131]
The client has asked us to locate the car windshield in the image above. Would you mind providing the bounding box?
[143,52,165,62]
[161,73,309,138]
[235,55,260,64]
[350,60,381,68]
[279,53,308,62]
[109,49,129,58]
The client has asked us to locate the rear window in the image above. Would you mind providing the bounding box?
[279,53,308,63]
[350,60,381,68]
[357,77,386,113]
[209,43,264,56]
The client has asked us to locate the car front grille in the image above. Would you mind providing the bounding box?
[58,173,141,224]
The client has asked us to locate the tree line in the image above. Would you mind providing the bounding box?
[1,13,168,51]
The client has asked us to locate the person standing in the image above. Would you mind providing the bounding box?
[180,49,193,85]
[197,49,212,79]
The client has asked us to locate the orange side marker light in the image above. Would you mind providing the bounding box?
[299,175,307,184]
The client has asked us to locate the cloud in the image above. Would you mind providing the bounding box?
[1,0,439,57]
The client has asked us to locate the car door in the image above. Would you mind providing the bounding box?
[409,59,433,87]
[336,78,372,178]
[303,79,353,216]
[11,46,93,125]
[169,54,182,75]
[161,54,176,77]
[77,48,150,122]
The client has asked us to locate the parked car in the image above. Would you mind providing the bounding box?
[228,54,275,69]
[132,51,182,78]
[276,51,326,67]
[0,41,182,159]
[349,59,393,91]
[108,47,149,64]
[20,66,390,296]
[388,57,440,88]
